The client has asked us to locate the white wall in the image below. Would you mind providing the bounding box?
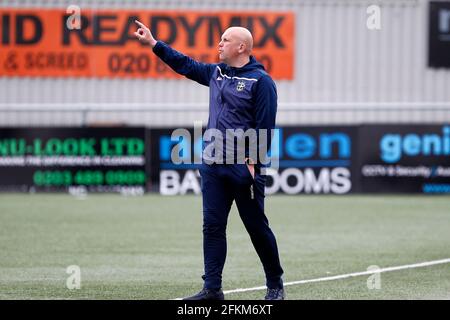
[0,0,449,126]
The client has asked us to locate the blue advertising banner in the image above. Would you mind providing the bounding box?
[147,128,202,195]
[264,126,357,194]
[148,126,359,195]
[2,125,449,194]
[358,124,450,193]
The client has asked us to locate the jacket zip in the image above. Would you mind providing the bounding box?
[214,72,230,131]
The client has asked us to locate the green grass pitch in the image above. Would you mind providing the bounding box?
[0,194,449,300]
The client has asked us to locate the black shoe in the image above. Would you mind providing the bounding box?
[265,288,285,300]
[182,288,225,300]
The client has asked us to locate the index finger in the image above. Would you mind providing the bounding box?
[135,20,147,29]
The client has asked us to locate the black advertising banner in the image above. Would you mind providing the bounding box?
[148,128,202,195]
[148,126,359,195]
[358,124,450,193]
[0,127,146,193]
[429,1,450,68]
[2,125,449,194]
[265,126,358,194]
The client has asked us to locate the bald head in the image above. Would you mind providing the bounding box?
[218,27,254,67]
[224,27,253,53]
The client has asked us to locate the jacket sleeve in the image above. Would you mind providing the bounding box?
[152,41,216,87]
[253,75,278,165]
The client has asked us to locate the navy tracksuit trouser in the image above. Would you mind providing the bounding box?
[199,163,284,290]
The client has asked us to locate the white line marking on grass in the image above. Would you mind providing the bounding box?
[224,258,450,295]
[172,258,450,299]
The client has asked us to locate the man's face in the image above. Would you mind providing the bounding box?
[218,29,241,63]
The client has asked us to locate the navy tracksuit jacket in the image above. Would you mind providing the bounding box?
[153,41,284,290]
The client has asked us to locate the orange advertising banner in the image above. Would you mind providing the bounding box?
[0,8,294,79]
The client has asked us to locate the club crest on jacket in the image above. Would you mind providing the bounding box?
[236,81,246,91]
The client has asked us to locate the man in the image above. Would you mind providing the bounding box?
[134,20,285,300]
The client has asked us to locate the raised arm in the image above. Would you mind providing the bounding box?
[134,20,158,48]
[134,20,215,86]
